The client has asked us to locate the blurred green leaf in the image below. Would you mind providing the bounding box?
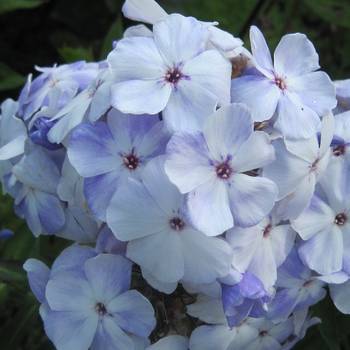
[100,17,123,59]
[305,0,350,29]
[0,260,26,284]
[0,62,25,91]
[0,0,47,15]
[58,45,94,63]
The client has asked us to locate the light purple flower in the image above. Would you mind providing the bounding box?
[264,114,334,220]
[165,103,277,236]
[108,13,231,132]
[231,26,336,139]
[291,162,350,275]
[68,109,168,221]
[226,214,296,290]
[267,248,327,323]
[147,335,189,350]
[334,79,350,114]
[106,156,232,286]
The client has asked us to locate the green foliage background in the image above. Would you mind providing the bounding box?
[0,0,350,349]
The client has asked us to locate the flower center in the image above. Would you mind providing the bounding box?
[169,217,185,231]
[333,145,346,157]
[122,151,139,170]
[95,302,107,316]
[310,158,320,172]
[165,68,183,85]
[259,330,268,337]
[216,162,232,180]
[334,213,347,226]
[263,224,272,238]
[275,76,287,90]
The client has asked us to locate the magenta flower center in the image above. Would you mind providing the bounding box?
[122,151,139,170]
[216,162,232,180]
[169,217,185,231]
[263,224,272,238]
[275,76,287,90]
[334,213,347,226]
[333,145,346,157]
[165,68,183,85]
[95,302,107,316]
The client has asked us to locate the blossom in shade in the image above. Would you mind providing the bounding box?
[291,162,350,275]
[67,109,168,221]
[267,248,327,323]
[231,26,336,139]
[165,103,277,236]
[264,114,334,220]
[108,14,231,132]
[106,156,233,286]
[24,245,155,350]
[226,213,296,290]
[334,79,350,114]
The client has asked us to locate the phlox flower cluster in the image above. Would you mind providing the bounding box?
[1,0,350,349]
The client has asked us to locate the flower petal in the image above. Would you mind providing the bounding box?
[274,33,319,77]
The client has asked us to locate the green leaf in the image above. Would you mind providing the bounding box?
[100,17,123,59]
[0,62,25,91]
[305,0,350,29]
[0,0,47,15]
[58,45,94,63]
[0,260,26,284]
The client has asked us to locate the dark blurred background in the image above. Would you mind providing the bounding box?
[0,0,350,349]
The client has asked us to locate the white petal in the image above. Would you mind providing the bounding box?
[330,281,350,314]
[188,178,233,236]
[122,0,168,24]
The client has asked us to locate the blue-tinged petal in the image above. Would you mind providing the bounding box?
[231,75,280,122]
[51,245,96,277]
[127,230,184,283]
[273,33,320,77]
[249,26,274,77]
[147,335,189,350]
[68,122,119,178]
[84,254,132,303]
[84,170,121,221]
[111,79,172,115]
[108,290,156,337]
[46,271,95,312]
[153,14,208,65]
[274,92,321,139]
[122,0,168,24]
[298,226,343,275]
[188,178,233,236]
[288,72,336,116]
[181,228,232,284]
[107,178,169,241]
[23,258,50,303]
[44,310,98,350]
[228,174,277,228]
[165,132,214,194]
[330,281,350,314]
[203,103,253,161]
[90,316,134,350]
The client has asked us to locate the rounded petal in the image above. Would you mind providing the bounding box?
[165,132,214,193]
[203,103,253,160]
[68,122,119,177]
[187,178,233,236]
[330,281,350,314]
[153,14,208,64]
[107,178,168,241]
[147,335,189,350]
[274,92,321,139]
[231,75,280,122]
[231,131,275,173]
[127,231,184,283]
[274,33,319,77]
[228,174,278,227]
[181,229,232,284]
[111,79,172,115]
[108,290,156,337]
[45,310,98,350]
[84,254,132,303]
[298,227,343,275]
